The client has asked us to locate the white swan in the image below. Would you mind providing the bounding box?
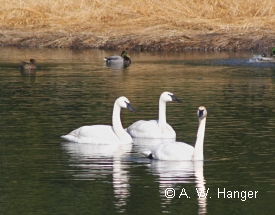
[143,106,207,161]
[127,92,182,139]
[61,96,136,144]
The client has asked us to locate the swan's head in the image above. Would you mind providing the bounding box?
[160,91,182,103]
[116,96,136,113]
[197,106,207,119]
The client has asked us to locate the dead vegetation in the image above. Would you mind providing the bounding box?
[0,0,275,51]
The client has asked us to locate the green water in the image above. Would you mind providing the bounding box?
[0,47,275,214]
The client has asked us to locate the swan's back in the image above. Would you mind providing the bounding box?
[127,120,159,138]
[61,125,132,144]
[127,120,175,138]
[147,142,194,161]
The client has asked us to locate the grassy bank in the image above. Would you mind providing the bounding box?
[1,0,275,51]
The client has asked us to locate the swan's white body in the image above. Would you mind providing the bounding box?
[128,120,176,138]
[127,92,182,139]
[143,106,207,161]
[61,96,135,144]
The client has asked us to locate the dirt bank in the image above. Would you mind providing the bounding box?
[1,29,274,53]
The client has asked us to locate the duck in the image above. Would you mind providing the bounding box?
[104,51,131,66]
[256,53,275,62]
[19,59,36,70]
[61,96,136,144]
[256,47,275,62]
[142,106,207,161]
[127,92,182,139]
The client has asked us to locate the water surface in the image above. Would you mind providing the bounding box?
[0,47,275,214]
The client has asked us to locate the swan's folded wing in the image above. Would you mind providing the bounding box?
[152,142,194,161]
[61,125,119,144]
[127,120,161,138]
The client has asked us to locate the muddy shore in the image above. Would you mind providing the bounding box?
[1,30,274,53]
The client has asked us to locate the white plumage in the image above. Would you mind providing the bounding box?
[127,92,182,139]
[143,106,207,161]
[61,96,135,144]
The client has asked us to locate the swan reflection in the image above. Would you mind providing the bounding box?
[62,142,132,213]
[147,160,207,214]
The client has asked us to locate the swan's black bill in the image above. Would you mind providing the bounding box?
[148,153,154,159]
[125,102,136,113]
[169,94,182,103]
[198,109,204,118]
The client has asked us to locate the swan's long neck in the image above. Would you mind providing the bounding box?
[112,103,126,139]
[193,118,206,160]
[158,99,167,130]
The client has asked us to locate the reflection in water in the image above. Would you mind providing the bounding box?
[20,69,36,84]
[0,48,275,214]
[194,162,207,215]
[148,160,206,214]
[62,143,132,213]
[20,69,36,76]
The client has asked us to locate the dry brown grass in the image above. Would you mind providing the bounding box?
[0,0,275,50]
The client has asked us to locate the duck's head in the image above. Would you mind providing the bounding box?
[121,51,131,60]
[116,96,136,113]
[270,47,275,56]
[160,91,182,103]
[30,59,36,64]
[197,106,207,119]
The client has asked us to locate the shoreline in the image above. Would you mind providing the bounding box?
[1,30,274,53]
